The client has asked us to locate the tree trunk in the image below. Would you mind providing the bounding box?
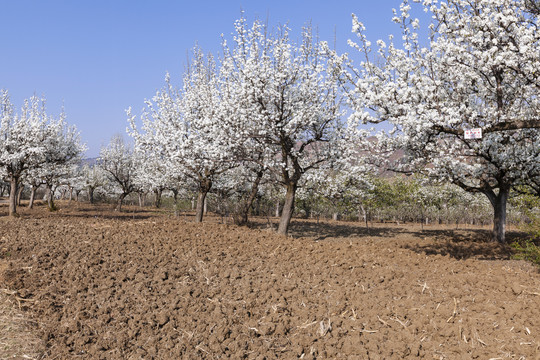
[46,185,56,211]
[154,188,162,208]
[116,193,127,211]
[138,193,144,208]
[484,188,509,244]
[360,204,368,229]
[88,187,95,204]
[277,182,297,235]
[196,190,208,223]
[16,185,24,206]
[195,179,212,223]
[275,199,280,217]
[69,187,73,201]
[9,176,19,217]
[28,185,37,209]
[172,190,179,217]
[332,212,339,221]
[236,170,263,226]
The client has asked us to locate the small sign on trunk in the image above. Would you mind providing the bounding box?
[464,128,482,139]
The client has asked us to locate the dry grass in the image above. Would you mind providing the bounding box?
[0,263,44,360]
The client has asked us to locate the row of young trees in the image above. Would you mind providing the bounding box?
[2,0,539,243]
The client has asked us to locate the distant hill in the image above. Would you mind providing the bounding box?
[81,157,98,166]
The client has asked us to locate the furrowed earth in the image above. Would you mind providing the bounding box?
[0,202,539,359]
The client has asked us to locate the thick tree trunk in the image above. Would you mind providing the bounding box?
[9,176,19,217]
[154,188,162,208]
[28,185,37,209]
[195,190,208,223]
[277,182,297,235]
[485,188,509,244]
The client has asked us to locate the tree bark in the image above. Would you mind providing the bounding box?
[116,193,127,211]
[277,182,297,235]
[17,185,24,206]
[88,187,95,204]
[275,199,280,217]
[360,204,369,229]
[195,190,208,223]
[172,190,179,217]
[46,185,56,211]
[28,185,37,209]
[484,188,509,244]
[195,179,212,223]
[236,170,263,226]
[9,176,19,217]
[154,188,162,208]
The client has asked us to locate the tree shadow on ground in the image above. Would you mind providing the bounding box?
[249,218,401,240]
[401,228,524,260]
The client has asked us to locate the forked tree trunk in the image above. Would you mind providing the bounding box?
[484,188,509,244]
[9,176,19,217]
[28,185,38,209]
[277,182,297,235]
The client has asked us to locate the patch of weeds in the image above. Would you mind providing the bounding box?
[511,238,540,267]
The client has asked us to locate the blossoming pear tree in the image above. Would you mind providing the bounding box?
[129,48,238,223]
[221,18,347,235]
[1,91,84,216]
[345,0,540,243]
[99,135,139,211]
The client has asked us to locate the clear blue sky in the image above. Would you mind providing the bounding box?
[1,0,416,157]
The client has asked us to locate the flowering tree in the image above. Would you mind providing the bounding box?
[75,164,108,204]
[129,49,237,223]
[345,0,540,243]
[99,135,139,211]
[37,117,85,210]
[221,19,347,234]
[0,91,84,216]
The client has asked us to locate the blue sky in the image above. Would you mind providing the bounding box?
[1,0,418,157]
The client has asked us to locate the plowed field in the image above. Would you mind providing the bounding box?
[1,203,539,359]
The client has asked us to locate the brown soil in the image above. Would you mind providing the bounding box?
[0,202,539,359]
